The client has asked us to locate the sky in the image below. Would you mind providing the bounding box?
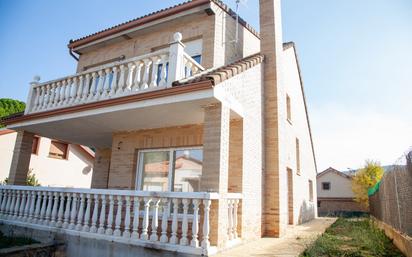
[0,0,411,171]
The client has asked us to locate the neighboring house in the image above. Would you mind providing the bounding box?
[0,129,94,188]
[317,167,367,216]
[0,0,317,256]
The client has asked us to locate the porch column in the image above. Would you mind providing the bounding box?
[201,103,230,248]
[91,148,111,189]
[8,130,34,185]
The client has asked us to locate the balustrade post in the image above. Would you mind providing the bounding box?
[42,84,51,109]
[69,193,78,230]
[105,195,114,235]
[75,193,85,231]
[201,199,211,251]
[82,74,91,101]
[131,196,140,239]
[69,77,78,104]
[132,61,143,91]
[88,72,97,101]
[0,190,7,217]
[44,191,53,225]
[33,191,42,223]
[158,54,168,87]
[150,198,160,241]
[191,199,200,247]
[64,78,72,105]
[82,193,91,232]
[113,195,123,236]
[12,190,21,219]
[23,191,31,221]
[167,32,185,87]
[59,80,67,106]
[90,194,99,233]
[8,190,16,219]
[62,192,72,229]
[169,198,179,244]
[75,76,84,103]
[56,192,65,228]
[28,191,36,222]
[38,191,48,224]
[18,190,27,220]
[123,196,131,238]
[94,70,105,100]
[126,63,135,92]
[159,198,169,243]
[149,56,160,88]
[116,65,126,95]
[25,76,40,114]
[97,195,107,234]
[141,197,152,240]
[180,198,189,246]
[50,192,60,226]
[103,68,111,97]
[53,82,61,107]
[141,59,152,90]
[109,67,118,96]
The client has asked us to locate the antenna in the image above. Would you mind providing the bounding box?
[233,0,248,44]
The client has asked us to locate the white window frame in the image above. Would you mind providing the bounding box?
[135,146,203,191]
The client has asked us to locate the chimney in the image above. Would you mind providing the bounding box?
[259,0,286,237]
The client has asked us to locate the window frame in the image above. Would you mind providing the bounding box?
[48,140,69,160]
[135,146,203,192]
[31,136,40,155]
[322,182,331,191]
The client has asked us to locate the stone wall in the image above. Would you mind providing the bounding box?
[318,198,367,216]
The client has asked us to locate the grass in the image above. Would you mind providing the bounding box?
[0,231,38,249]
[301,218,404,257]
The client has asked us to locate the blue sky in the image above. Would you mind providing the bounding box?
[1,0,411,171]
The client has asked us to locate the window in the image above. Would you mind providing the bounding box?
[286,94,292,122]
[322,182,331,190]
[137,147,203,192]
[309,180,313,201]
[317,200,321,208]
[49,141,69,160]
[296,138,300,175]
[31,136,40,155]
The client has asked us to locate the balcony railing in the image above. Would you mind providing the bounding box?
[25,32,204,115]
[0,185,241,256]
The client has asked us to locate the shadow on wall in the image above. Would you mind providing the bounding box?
[298,200,315,224]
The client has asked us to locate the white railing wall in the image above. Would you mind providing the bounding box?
[0,185,241,255]
[25,32,204,115]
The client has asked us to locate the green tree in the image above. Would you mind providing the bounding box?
[1,169,40,186]
[0,98,26,127]
[352,160,384,208]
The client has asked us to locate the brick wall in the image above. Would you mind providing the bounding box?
[91,148,111,189]
[318,198,367,216]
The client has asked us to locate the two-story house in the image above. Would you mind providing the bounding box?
[0,0,317,256]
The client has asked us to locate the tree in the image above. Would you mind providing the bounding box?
[0,169,40,186]
[0,98,26,127]
[352,160,384,208]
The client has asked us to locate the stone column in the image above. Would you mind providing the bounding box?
[91,148,112,189]
[201,103,230,248]
[8,130,34,185]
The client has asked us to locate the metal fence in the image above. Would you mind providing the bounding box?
[369,149,412,236]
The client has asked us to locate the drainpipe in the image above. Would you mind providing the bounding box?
[68,40,79,61]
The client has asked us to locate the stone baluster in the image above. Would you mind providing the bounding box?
[105,195,114,235]
[149,56,160,88]
[201,199,211,250]
[44,191,53,225]
[38,191,48,224]
[33,87,41,111]
[4,190,11,218]
[141,59,152,89]
[103,68,111,97]
[123,196,131,238]
[62,193,72,229]
[191,199,200,247]
[132,61,143,91]
[12,190,21,219]
[150,198,160,241]
[233,199,239,239]
[227,199,234,240]
[141,197,152,240]
[56,192,65,228]
[131,196,140,239]
[93,70,104,100]
[59,80,67,106]
[113,195,123,236]
[28,191,36,222]
[8,190,16,218]
[117,65,127,95]
[42,84,51,110]
[33,191,42,223]
[23,191,31,221]
[158,54,168,87]
[53,82,61,107]
[167,32,185,87]
[64,78,72,105]
[69,77,78,104]
[90,194,99,233]
[186,61,193,78]
[180,199,189,246]
[18,190,27,220]
[49,192,59,226]
[0,190,8,217]
[75,193,85,231]
[37,87,45,111]
[159,198,169,243]
[82,194,91,232]
[126,63,135,92]
[109,67,118,96]
[97,195,106,234]
[88,72,98,101]
[82,74,91,101]
[75,76,84,103]
[47,83,56,108]
[169,198,179,244]
[69,193,78,230]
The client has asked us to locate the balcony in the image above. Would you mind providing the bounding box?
[0,185,241,255]
[25,32,204,115]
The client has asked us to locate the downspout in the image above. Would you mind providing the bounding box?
[68,40,79,61]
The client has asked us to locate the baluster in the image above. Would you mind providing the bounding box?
[53,82,61,107]
[149,56,160,88]
[180,199,189,246]
[169,198,179,244]
[132,61,143,91]
[37,87,45,111]
[141,197,152,240]
[233,199,239,239]
[42,84,51,110]
[3,190,10,218]
[102,68,111,98]
[18,190,27,220]
[33,87,41,111]
[33,191,42,222]
[59,80,67,106]
[82,193,91,232]
[131,196,140,239]
[49,192,59,224]
[28,191,36,222]
[201,199,211,250]
[97,194,106,234]
[69,77,78,104]
[5,190,13,218]
[62,192,72,229]
[191,199,200,247]
[109,67,118,96]
[64,78,72,105]
[8,190,16,218]
[23,191,31,221]
[186,61,193,78]
[56,192,65,228]
[88,72,97,101]
[94,70,105,100]
[123,196,131,238]
[44,191,53,225]
[125,63,135,93]
[227,199,234,240]
[0,190,7,217]
[89,194,99,233]
[150,198,160,241]
[105,195,114,235]
[159,198,169,243]
[158,54,168,87]
[116,65,126,95]
[12,190,21,219]
[82,74,91,101]
[75,193,85,231]
[113,195,123,236]
[47,83,56,108]
[192,65,199,75]
[75,76,84,103]
[141,59,152,89]
[69,193,78,230]
[38,191,47,224]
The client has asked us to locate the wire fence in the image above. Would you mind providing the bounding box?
[369,148,412,236]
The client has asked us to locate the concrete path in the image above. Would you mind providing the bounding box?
[215,217,337,257]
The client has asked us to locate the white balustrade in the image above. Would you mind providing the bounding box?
[25,32,204,114]
[0,185,240,256]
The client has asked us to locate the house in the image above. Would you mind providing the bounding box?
[0,129,94,188]
[317,167,367,216]
[0,0,317,256]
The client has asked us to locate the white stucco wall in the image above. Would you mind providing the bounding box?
[317,171,354,198]
[0,131,94,188]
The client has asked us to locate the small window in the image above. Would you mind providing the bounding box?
[49,141,69,160]
[309,180,313,201]
[31,136,40,155]
[296,138,300,175]
[317,200,321,208]
[286,94,292,122]
[322,182,330,190]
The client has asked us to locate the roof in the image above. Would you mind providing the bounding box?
[68,0,260,49]
[317,167,352,179]
[0,128,15,136]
